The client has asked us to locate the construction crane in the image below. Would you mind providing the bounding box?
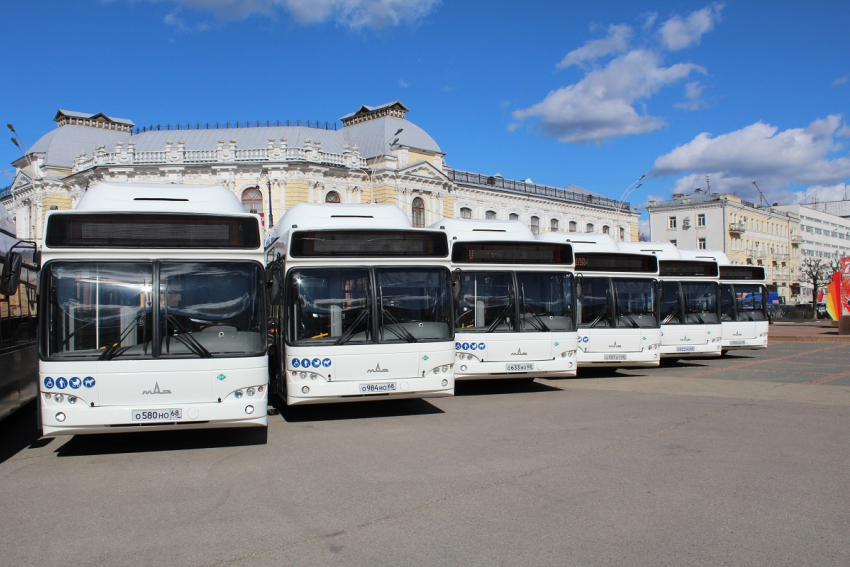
[751,181,769,207]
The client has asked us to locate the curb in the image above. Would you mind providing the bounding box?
[769,335,850,343]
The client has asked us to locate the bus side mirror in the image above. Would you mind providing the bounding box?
[451,269,464,303]
[658,283,664,302]
[0,252,22,296]
[268,264,282,305]
[575,280,583,300]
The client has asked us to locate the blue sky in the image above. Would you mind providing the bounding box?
[2,1,849,230]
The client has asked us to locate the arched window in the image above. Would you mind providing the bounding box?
[530,216,540,235]
[602,225,610,235]
[325,191,341,203]
[486,210,497,220]
[412,197,425,228]
[550,218,559,232]
[460,207,472,219]
[619,226,626,241]
[241,188,263,214]
[569,221,577,232]
[509,213,519,221]
[586,223,594,233]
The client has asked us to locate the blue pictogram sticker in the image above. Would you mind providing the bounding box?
[83,377,96,388]
[56,377,68,390]
[478,342,485,350]
[462,342,470,350]
[301,358,311,369]
[292,358,301,368]
[322,358,331,368]
[312,358,321,368]
[455,342,461,350]
[69,377,81,389]
[44,377,54,389]
[470,343,478,351]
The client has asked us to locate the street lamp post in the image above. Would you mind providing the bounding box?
[615,175,645,242]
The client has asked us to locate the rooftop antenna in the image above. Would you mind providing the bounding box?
[751,181,769,207]
[706,175,711,196]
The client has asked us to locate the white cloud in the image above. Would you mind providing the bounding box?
[164,8,215,32]
[145,0,440,29]
[512,50,704,143]
[557,24,631,69]
[832,76,848,87]
[651,115,850,204]
[398,79,409,88]
[638,218,650,237]
[659,3,723,51]
[798,183,849,204]
[674,81,708,111]
[641,12,658,31]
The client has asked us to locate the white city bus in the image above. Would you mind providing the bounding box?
[38,183,268,435]
[432,219,577,381]
[679,250,768,352]
[266,203,455,405]
[537,233,661,367]
[1,208,39,421]
[619,242,722,358]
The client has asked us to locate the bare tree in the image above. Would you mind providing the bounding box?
[801,256,840,318]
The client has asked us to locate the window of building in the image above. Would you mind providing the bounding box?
[241,187,263,213]
[486,210,497,220]
[670,239,677,246]
[509,213,519,221]
[668,216,677,229]
[550,218,559,232]
[412,197,425,228]
[602,225,610,235]
[586,223,594,233]
[697,213,706,227]
[698,237,707,249]
[619,227,625,241]
[530,216,540,235]
[569,221,577,232]
[324,191,341,203]
[460,207,472,219]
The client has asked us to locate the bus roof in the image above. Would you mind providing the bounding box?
[617,241,682,261]
[76,182,244,214]
[536,232,619,252]
[677,249,731,265]
[430,218,535,242]
[272,203,411,236]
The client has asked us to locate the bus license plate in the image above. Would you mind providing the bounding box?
[132,409,182,422]
[730,340,746,346]
[676,346,696,352]
[505,363,534,371]
[604,354,627,361]
[360,382,397,394]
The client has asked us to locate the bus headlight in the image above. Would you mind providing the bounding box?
[301,386,310,394]
[246,388,256,397]
[55,412,66,422]
[441,379,448,387]
[55,394,64,403]
[68,396,77,404]
[234,390,243,399]
[245,405,255,414]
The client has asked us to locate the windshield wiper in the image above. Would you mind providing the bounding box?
[163,313,212,358]
[335,308,370,345]
[380,305,419,343]
[663,304,680,325]
[100,312,150,360]
[618,309,640,328]
[487,299,514,333]
[520,284,550,332]
[589,304,609,328]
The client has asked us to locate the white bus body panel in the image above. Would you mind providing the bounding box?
[454,332,578,380]
[284,343,454,405]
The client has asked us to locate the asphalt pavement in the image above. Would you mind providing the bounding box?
[1,343,848,567]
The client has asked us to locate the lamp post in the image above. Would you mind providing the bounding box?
[259,170,274,230]
[615,175,645,242]
[7,123,39,239]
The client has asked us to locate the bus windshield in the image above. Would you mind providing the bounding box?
[734,284,767,321]
[682,282,719,324]
[577,276,610,328]
[613,279,658,328]
[456,272,515,332]
[287,267,452,345]
[43,261,265,360]
[516,272,574,332]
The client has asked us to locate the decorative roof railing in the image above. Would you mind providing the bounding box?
[132,120,338,135]
[0,185,10,200]
[447,169,631,211]
[72,137,366,173]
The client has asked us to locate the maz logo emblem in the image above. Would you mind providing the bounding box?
[142,382,172,395]
[681,336,691,342]
[608,341,622,348]
[511,348,527,356]
[367,364,389,373]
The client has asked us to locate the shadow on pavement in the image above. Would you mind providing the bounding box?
[55,426,268,457]
[572,368,650,379]
[0,401,53,465]
[659,358,711,368]
[455,379,563,397]
[275,398,444,423]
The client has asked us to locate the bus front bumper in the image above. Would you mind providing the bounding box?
[286,376,454,405]
[722,336,768,350]
[577,351,660,368]
[660,343,722,358]
[454,357,577,380]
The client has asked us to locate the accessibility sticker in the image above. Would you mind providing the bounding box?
[69,377,81,389]
[44,377,55,389]
[322,358,331,368]
[83,377,96,388]
[478,343,485,349]
[312,358,321,368]
[292,358,301,368]
[56,377,68,390]
[300,358,311,369]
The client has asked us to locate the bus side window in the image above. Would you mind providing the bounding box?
[720,284,734,322]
